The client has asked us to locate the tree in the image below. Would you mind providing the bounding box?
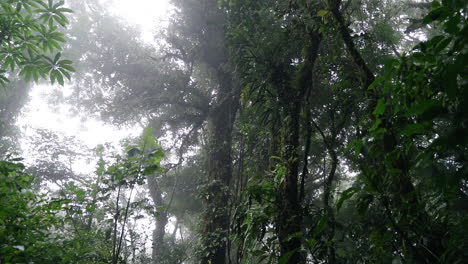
[25,128,91,187]
[166,1,240,262]
[226,1,324,262]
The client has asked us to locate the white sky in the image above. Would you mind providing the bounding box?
[110,0,171,42]
[18,0,170,151]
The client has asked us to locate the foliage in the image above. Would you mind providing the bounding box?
[339,0,468,262]
[232,167,282,263]
[226,0,467,263]
[0,156,68,263]
[1,127,164,263]
[59,127,165,263]
[0,0,75,86]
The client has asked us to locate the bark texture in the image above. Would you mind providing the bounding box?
[147,175,168,264]
[200,69,238,264]
[275,34,321,264]
[197,2,240,261]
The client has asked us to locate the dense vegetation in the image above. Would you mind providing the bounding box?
[0,0,466,263]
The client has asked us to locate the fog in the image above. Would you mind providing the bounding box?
[1,0,465,263]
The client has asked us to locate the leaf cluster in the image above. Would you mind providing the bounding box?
[0,0,75,86]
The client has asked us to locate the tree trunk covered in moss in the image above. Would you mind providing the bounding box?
[275,34,321,264]
[277,89,304,263]
[200,69,238,263]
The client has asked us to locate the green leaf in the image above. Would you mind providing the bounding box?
[344,139,363,157]
[427,35,445,47]
[60,64,76,72]
[49,70,56,84]
[56,70,64,85]
[58,68,71,80]
[369,119,382,132]
[53,52,61,63]
[434,37,452,52]
[373,98,386,117]
[444,14,460,34]
[285,232,302,242]
[143,165,161,175]
[75,188,86,201]
[59,59,73,65]
[368,76,386,90]
[155,205,167,211]
[307,238,317,249]
[423,7,449,24]
[25,68,32,82]
[33,71,40,82]
[337,187,358,211]
[317,10,329,17]
[312,215,328,237]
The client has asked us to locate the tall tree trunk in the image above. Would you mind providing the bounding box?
[275,34,321,264]
[277,96,304,263]
[323,145,338,263]
[147,175,168,264]
[201,69,238,264]
[161,1,240,262]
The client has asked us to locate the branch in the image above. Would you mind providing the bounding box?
[164,169,178,216]
[300,109,312,202]
[405,18,425,34]
[328,0,375,89]
[310,118,331,150]
[165,117,206,171]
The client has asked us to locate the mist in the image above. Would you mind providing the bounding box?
[1,0,466,263]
